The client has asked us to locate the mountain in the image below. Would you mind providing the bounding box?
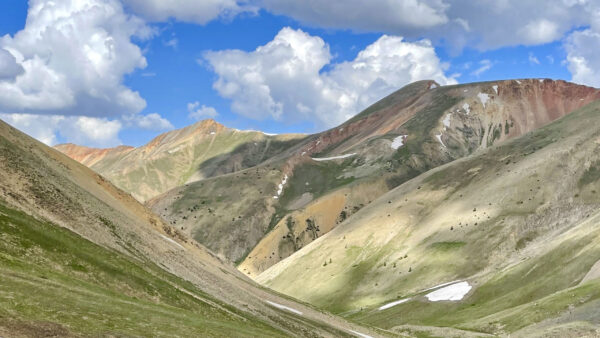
[55,119,305,202]
[145,79,600,268]
[0,119,374,337]
[256,99,600,336]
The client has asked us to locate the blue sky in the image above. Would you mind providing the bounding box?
[0,1,597,147]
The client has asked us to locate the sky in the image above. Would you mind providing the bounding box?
[0,0,598,148]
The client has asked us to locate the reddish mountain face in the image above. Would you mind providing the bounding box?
[54,143,134,167]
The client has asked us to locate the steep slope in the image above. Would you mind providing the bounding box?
[55,119,305,202]
[0,119,376,337]
[148,79,600,269]
[256,100,600,336]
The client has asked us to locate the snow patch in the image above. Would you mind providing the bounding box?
[159,234,185,250]
[273,175,288,199]
[265,301,303,315]
[301,151,306,156]
[442,113,452,129]
[349,330,373,338]
[425,281,472,301]
[312,153,356,161]
[378,298,410,311]
[462,103,471,115]
[391,135,407,150]
[539,79,545,83]
[210,131,216,135]
[421,280,462,292]
[516,80,522,84]
[492,85,498,94]
[167,145,183,154]
[435,134,446,148]
[262,132,277,136]
[477,92,490,109]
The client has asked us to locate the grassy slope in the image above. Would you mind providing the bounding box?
[257,101,600,335]
[0,203,282,337]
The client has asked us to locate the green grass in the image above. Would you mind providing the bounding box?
[0,202,285,337]
[579,161,600,188]
[278,161,356,209]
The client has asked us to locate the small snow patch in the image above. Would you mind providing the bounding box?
[463,89,468,92]
[539,79,544,83]
[210,131,216,135]
[516,80,522,84]
[492,85,498,95]
[442,113,452,129]
[478,92,490,109]
[462,103,471,115]
[167,146,183,154]
[425,281,472,301]
[265,301,303,315]
[435,134,446,148]
[273,175,288,199]
[301,151,306,156]
[312,153,356,161]
[159,234,185,250]
[378,298,410,311]
[262,132,277,136]
[349,330,373,338]
[391,135,407,150]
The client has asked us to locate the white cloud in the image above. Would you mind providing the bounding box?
[123,113,174,130]
[0,48,24,80]
[565,28,600,88]
[0,113,122,147]
[518,19,561,45]
[122,0,257,24]
[260,0,594,50]
[188,102,219,120]
[470,59,492,77]
[204,27,456,128]
[0,0,150,117]
[528,53,540,65]
[261,0,449,32]
[164,38,178,49]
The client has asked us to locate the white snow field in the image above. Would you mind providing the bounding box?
[425,281,472,301]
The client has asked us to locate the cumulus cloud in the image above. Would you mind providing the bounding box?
[0,113,122,147]
[260,0,593,50]
[188,102,219,120]
[123,113,174,130]
[565,28,600,88]
[0,49,24,80]
[261,0,449,32]
[122,0,257,24]
[204,27,456,128]
[0,0,150,117]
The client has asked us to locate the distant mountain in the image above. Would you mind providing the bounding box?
[144,79,600,267]
[257,98,600,336]
[0,119,372,336]
[55,119,305,202]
